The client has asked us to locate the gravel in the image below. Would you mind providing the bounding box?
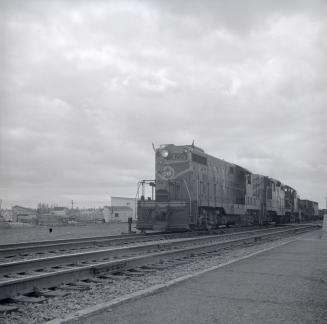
[0,231,313,324]
[0,223,132,245]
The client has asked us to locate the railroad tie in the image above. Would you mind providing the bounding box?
[11,295,46,303]
[0,305,19,313]
[97,273,125,280]
[59,283,90,291]
[40,289,70,298]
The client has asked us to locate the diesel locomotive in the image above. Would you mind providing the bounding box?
[136,144,319,232]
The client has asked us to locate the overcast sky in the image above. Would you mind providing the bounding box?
[1,0,326,208]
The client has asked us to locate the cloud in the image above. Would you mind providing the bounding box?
[0,0,326,207]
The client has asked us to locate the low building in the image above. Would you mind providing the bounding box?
[67,208,104,223]
[12,205,37,224]
[103,206,133,223]
[111,197,137,219]
[37,213,68,226]
[51,207,68,216]
[1,209,13,222]
[35,206,69,225]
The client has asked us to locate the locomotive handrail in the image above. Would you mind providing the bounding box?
[183,179,192,220]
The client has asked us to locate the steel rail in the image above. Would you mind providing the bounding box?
[0,225,291,258]
[0,224,319,300]
[0,234,144,255]
[0,231,219,256]
[0,226,306,272]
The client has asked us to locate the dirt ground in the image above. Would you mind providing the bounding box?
[0,222,137,245]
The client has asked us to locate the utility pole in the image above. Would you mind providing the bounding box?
[323,197,327,239]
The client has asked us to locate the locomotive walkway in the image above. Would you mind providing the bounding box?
[57,228,327,324]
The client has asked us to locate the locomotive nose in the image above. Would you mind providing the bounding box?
[152,207,169,231]
[153,208,168,222]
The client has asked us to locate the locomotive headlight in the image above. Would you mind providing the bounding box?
[160,149,169,158]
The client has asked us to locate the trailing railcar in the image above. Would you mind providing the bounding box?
[298,199,319,221]
[136,144,318,232]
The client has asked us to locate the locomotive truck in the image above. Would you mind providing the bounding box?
[136,144,318,232]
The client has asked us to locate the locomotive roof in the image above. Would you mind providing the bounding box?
[185,145,205,152]
[160,143,205,153]
[160,143,252,173]
[155,143,312,203]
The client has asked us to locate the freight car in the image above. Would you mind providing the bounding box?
[136,144,318,231]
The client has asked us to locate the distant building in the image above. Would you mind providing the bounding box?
[12,205,37,223]
[67,208,104,223]
[37,213,67,226]
[103,206,133,223]
[111,197,137,219]
[36,206,69,225]
[51,207,68,216]
[1,209,13,222]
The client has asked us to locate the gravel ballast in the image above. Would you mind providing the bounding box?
[0,223,131,245]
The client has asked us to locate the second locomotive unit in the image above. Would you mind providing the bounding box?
[136,144,318,231]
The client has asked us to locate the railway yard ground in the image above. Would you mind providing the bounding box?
[0,222,133,245]
[0,221,324,324]
[49,227,327,324]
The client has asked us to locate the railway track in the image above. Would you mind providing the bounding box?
[0,233,158,258]
[0,225,277,261]
[0,224,320,302]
